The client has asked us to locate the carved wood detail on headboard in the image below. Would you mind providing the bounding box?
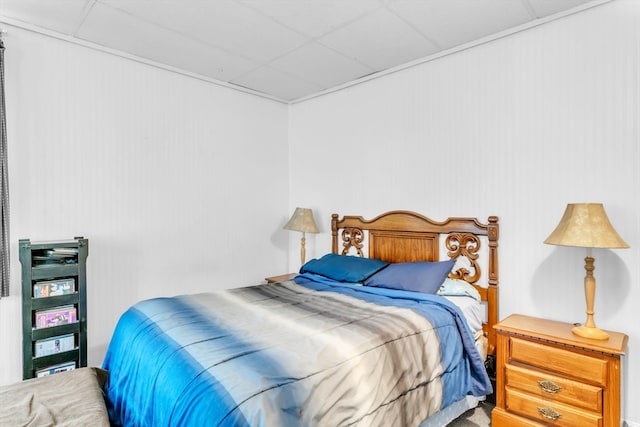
[339,227,365,257]
[446,233,481,283]
[330,210,500,356]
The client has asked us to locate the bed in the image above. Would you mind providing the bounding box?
[102,210,500,426]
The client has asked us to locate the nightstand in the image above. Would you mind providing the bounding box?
[492,314,628,427]
[265,273,297,283]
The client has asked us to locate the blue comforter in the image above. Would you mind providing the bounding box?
[103,276,491,426]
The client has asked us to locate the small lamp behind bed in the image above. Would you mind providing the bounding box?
[544,203,628,340]
[284,207,319,266]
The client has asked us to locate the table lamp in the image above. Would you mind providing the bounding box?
[544,203,629,340]
[284,207,319,266]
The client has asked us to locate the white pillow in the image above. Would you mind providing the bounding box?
[437,278,481,301]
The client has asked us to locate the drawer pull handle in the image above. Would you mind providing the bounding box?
[538,380,561,394]
[537,407,562,421]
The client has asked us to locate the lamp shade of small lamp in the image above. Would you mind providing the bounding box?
[544,203,629,340]
[284,207,319,266]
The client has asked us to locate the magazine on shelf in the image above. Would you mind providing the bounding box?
[36,361,76,377]
[34,305,77,329]
[33,278,75,298]
[47,248,79,256]
[32,247,79,266]
[34,334,75,357]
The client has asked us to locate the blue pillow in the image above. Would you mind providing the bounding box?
[300,254,389,283]
[363,260,455,294]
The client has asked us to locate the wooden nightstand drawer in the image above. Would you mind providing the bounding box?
[510,336,607,385]
[493,315,628,427]
[506,387,602,427]
[505,364,602,412]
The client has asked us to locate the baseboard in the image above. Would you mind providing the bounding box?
[624,420,640,427]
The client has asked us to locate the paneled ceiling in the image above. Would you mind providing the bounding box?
[0,0,608,103]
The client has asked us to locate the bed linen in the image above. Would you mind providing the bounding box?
[442,295,483,337]
[0,367,110,427]
[103,276,492,426]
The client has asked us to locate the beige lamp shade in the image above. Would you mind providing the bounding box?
[284,207,319,266]
[544,203,629,249]
[284,208,319,234]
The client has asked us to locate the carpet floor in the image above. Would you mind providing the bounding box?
[447,401,493,426]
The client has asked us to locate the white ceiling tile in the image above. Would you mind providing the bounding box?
[0,0,92,35]
[269,42,374,88]
[231,66,323,101]
[239,0,383,38]
[319,8,440,71]
[388,0,533,51]
[153,40,260,83]
[0,0,604,101]
[77,3,258,81]
[525,0,604,18]
[101,0,308,63]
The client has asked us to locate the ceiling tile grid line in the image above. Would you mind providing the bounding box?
[235,0,391,76]
[519,0,540,18]
[93,1,268,71]
[384,4,444,52]
[70,0,97,37]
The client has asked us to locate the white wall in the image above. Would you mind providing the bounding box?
[0,25,290,385]
[2,0,639,424]
[289,0,640,423]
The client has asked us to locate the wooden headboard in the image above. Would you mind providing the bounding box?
[331,210,499,355]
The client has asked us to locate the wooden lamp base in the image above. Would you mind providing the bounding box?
[574,254,609,341]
